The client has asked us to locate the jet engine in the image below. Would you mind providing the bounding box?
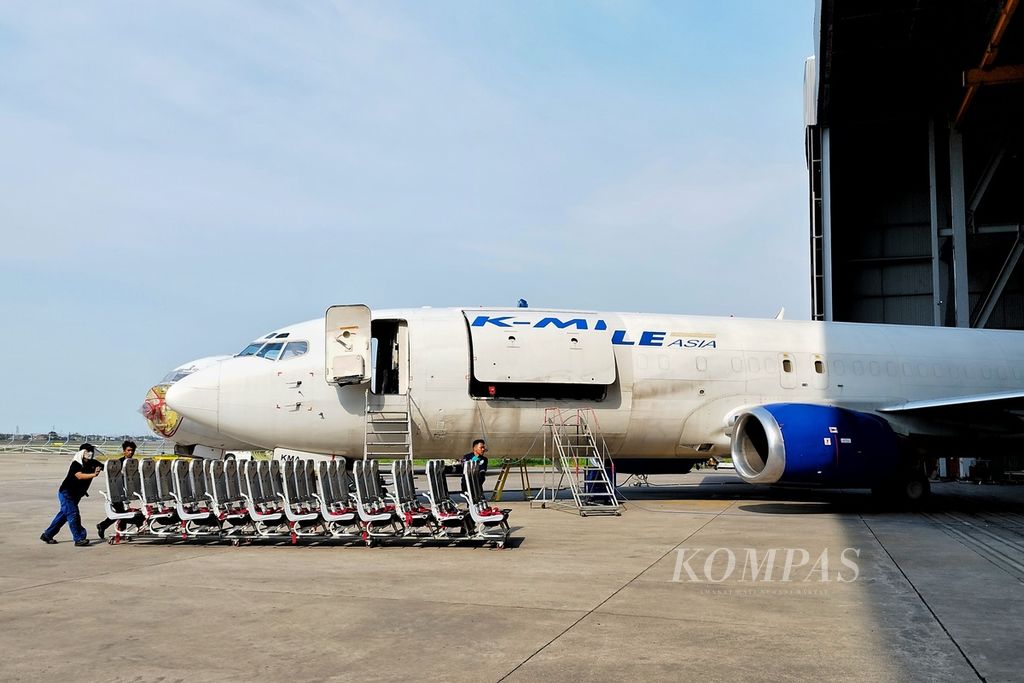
[730,403,901,488]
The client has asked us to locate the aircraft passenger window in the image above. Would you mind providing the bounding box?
[831,360,844,375]
[256,342,284,361]
[852,361,864,375]
[869,361,879,376]
[814,360,824,374]
[280,341,309,360]
[748,357,761,373]
[237,343,263,357]
[782,359,793,373]
[732,358,744,373]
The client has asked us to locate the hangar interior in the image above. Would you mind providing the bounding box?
[807,0,1024,329]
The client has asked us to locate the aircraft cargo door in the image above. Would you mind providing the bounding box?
[464,311,616,399]
[325,304,372,385]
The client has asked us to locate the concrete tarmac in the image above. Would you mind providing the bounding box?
[3,454,1023,682]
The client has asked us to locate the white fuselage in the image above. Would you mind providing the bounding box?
[162,307,1024,462]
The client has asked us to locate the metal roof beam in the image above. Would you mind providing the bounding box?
[964,64,1024,85]
[955,0,1020,127]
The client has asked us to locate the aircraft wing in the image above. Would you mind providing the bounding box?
[878,389,1024,413]
[875,389,1024,437]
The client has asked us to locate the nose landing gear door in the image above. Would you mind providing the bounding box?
[325,304,372,385]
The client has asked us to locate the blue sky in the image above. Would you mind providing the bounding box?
[0,1,814,434]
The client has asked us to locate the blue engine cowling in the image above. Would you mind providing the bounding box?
[730,403,901,487]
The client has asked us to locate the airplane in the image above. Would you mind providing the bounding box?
[145,304,1024,502]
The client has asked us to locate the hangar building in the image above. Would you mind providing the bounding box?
[806,0,1024,329]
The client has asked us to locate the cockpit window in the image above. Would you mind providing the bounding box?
[275,332,290,339]
[160,369,193,384]
[280,340,308,360]
[264,333,276,339]
[256,342,284,361]
[237,343,263,357]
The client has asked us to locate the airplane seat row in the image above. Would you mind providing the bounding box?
[100,456,511,547]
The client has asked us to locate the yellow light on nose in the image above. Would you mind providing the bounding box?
[141,384,182,438]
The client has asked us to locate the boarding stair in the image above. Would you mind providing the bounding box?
[363,392,413,461]
[363,392,413,496]
[535,408,620,516]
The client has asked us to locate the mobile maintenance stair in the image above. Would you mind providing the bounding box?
[533,408,620,516]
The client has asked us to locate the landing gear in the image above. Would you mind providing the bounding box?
[902,470,931,503]
[872,465,931,506]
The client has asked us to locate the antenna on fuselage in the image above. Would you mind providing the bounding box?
[774,307,785,320]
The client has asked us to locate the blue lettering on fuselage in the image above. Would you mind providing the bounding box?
[469,315,716,349]
[471,315,513,328]
[535,317,589,330]
[639,331,666,346]
[611,330,634,345]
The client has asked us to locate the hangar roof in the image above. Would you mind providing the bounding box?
[814,0,1024,130]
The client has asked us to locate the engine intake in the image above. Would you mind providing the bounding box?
[731,403,900,487]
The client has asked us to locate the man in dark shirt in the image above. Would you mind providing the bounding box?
[96,440,137,540]
[40,443,104,546]
[460,438,489,493]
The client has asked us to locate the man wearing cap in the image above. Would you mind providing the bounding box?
[40,443,104,546]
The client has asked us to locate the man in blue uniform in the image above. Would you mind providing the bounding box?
[40,443,104,546]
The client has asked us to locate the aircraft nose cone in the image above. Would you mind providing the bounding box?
[164,365,220,430]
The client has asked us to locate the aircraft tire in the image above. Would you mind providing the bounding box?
[871,468,931,506]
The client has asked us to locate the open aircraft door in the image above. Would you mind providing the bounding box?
[325,305,372,385]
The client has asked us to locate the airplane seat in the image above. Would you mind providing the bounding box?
[315,459,358,535]
[277,460,319,539]
[462,461,510,546]
[170,460,218,533]
[425,460,470,535]
[391,460,431,531]
[207,460,247,529]
[99,458,145,542]
[137,459,178,535]
[241,461,284,529]
[353,460,400,542]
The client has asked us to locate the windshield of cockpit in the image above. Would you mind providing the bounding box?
[235,332,308,361]
[160,368,195,384]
